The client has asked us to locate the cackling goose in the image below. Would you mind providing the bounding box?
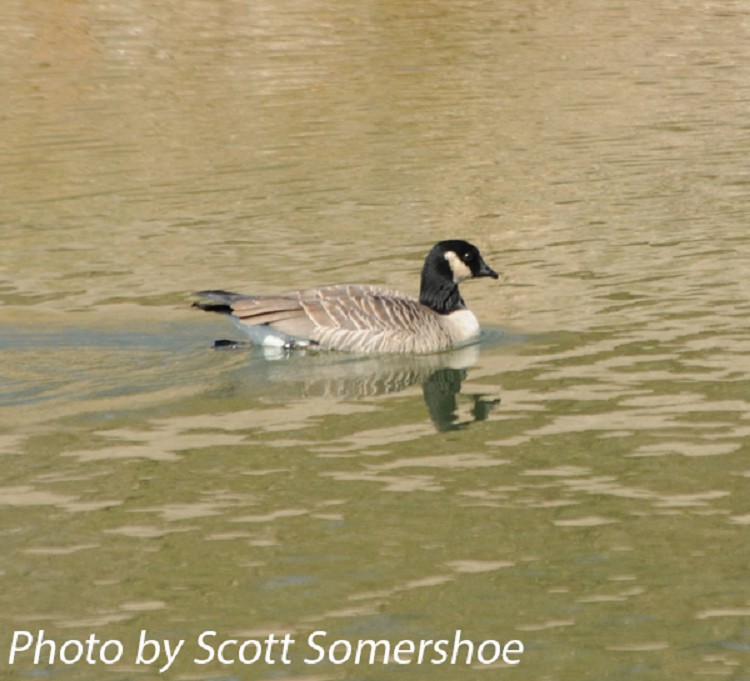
[193,240,498,354]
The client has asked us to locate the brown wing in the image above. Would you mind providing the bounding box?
[209,285,452,353]
[298,285,419,329]
[295,286,452,353]
[229,294,318,339]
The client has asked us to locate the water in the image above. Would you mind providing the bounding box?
[2,0,750,679]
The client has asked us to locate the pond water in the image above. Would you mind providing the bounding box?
[2,1,750,679]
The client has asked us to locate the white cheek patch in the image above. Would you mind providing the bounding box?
[444,250,473,283]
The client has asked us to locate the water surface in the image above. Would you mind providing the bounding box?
[2,1,750,679]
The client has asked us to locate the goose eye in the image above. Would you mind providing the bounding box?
[462,252,473,263]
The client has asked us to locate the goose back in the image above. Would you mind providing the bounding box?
[228,285,463,353]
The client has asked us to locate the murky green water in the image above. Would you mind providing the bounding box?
[3,1,750,679]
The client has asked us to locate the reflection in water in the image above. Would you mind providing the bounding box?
[211,339,501,431]
[422,367,500,432]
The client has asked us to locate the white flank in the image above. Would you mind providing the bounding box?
[233,319,293,347]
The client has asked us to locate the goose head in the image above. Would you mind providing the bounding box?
[419,240,498,314]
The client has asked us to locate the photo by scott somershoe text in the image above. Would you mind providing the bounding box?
[7,629,525,672]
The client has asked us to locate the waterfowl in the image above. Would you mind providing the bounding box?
[193,240,498,354]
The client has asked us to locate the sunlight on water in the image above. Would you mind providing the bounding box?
[3,1,750,679]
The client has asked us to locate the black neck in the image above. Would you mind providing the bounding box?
[419,274,465,314]
[420,283,465,314]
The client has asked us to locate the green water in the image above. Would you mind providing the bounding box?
[2,1,750,679]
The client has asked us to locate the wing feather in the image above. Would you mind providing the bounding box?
[296,286,453,353]
[196,285,455,353]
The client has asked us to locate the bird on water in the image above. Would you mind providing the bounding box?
[193,240,498,354]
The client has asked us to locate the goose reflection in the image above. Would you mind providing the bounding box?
[421,361,501,431]
[214,341,501,432]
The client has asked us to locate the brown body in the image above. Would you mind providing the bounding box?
[225,284,471,353]
[194,240,498,354]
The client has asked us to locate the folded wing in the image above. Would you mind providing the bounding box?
[196,286,453,353]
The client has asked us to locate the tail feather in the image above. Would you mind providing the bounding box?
[193,301,232,314]
[193,290,246,315]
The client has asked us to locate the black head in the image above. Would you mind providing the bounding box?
[420,240,498,313]
[432,240,499,283]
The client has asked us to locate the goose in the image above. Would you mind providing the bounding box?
[193,240,498,354]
